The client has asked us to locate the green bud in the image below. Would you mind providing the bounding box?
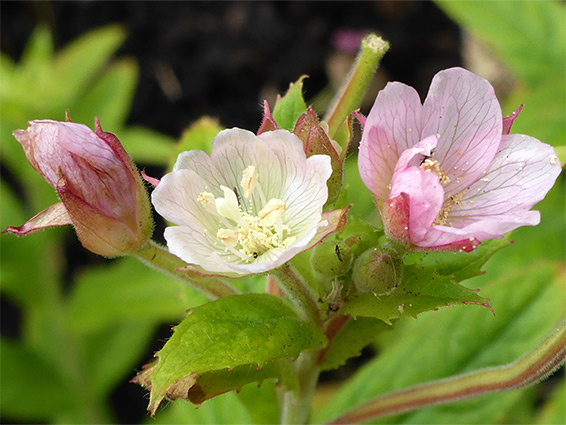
[311,240,353,277]
[352,248,402,296]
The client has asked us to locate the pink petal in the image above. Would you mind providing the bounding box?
[446,134,561,231]
[359,82,424,200]
[421,68,503,195]
[389,166,444,245]
[502,104,523,135]
[2,202,72,236]
[382,193,410,246]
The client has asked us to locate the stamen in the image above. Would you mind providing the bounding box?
[240,166,258,199]
[258,199,286,227]
[420,158,450,185]
[217,228,237,247]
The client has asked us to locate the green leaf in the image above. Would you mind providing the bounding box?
[143,359,296,406]
[316,262,565,424]
[320,317,391,371]
[149,393,251,424]
[143,293,327,413]
[66,257,207,333]
[53,25,127,103]
[536,381,566,424]
[0,339,75,421]
[69,58,138,130]
[237,380,281,424]
[436,0,565,87]
[403,236,511,281]
[173,116,224,159]
[118,126,176,166]
[81,322,157,398]
[504,75,566,147]
[341,265,491,324]
[272,76,308,131]
[0,182,62,308]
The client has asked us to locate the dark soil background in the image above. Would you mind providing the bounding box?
[1,2,462,423]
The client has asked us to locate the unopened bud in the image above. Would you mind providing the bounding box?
[311,239,353,277]
[4,118,152,257]
[352,248,402,296]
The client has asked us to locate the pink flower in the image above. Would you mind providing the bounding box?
[358,68,561,251]
[3,118,152,256]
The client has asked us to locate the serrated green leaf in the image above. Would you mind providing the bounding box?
[272,76,308,131]
[316,262,565,424]
[69,58,138,130]
[53,25,127,103]
[436,0,565,87]
[148,393,251,425]
[66,257,207,333]
[404,236,511,281]
[148,359,296,406]
[0,339,75,421]
[145,293,326,413]
[320,317,391,371]
[342,265,490,324]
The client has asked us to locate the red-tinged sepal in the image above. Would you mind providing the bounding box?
[2,202,72,236]
[257,100,278,135]
[502,104,523,135]
[382,193,411,249]
[294,107,344,204]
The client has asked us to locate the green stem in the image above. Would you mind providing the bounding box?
[323,34,389,139]
[270,264,322,327]
[328,320,566,424]
[132,240,239,299]
[280,351,321,424]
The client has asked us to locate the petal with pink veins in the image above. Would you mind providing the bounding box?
[422,68,503,195]
[358,82,424,200]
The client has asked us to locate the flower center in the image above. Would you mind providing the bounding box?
[198,165,296,262]
[433,192,464,226]
[420,158,450,185]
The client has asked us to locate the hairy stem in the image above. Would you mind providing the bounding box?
[328,320,566,424]
[323,34,389,139]
[270,264,322,327]
[133,240,239,299]
[280,351,321,424]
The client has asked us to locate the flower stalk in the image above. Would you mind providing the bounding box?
[323,34,389,139]
[270,264,322,327]
[328,320,566,424]
[133,240,239,299]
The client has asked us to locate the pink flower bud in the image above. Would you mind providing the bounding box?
[4,118,152,257]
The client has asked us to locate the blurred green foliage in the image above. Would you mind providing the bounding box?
[1,0,565,423]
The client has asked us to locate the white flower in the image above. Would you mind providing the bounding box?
[152,128,334,274]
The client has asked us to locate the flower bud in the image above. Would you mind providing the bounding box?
[352,248,402,296]
[4,118,152,257]
[310,239,353,277]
